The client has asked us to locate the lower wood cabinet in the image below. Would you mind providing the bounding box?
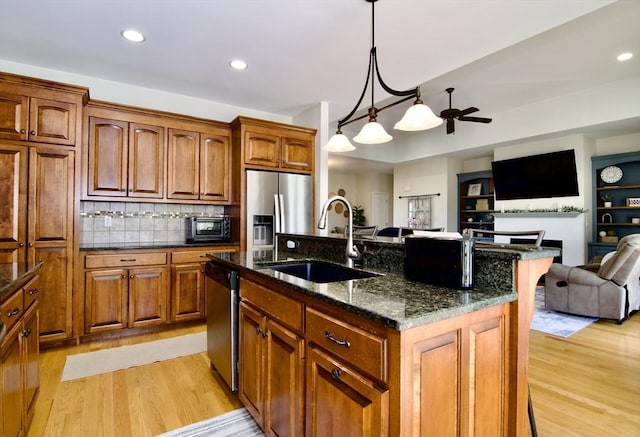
[84,266,168,334]
[81,246,238,338]
[1,274,40,437]
[239,280,304,437]
[306,345,388,437]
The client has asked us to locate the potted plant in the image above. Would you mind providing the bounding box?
[601,194,614,207]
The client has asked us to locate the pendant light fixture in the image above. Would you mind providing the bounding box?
[324,0,442,152]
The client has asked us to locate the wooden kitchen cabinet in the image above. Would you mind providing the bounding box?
[83,252,168,334]
[167,128,231,202]
[1,274,40,437]
[239,279,305,436]
[231,116,315,174]
[0,90,78,146]
[0,143,75,343]
[86,116,164,198]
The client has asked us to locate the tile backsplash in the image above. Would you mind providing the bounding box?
[80,201,225,246]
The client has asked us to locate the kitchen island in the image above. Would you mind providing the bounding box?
[207,239,558,436]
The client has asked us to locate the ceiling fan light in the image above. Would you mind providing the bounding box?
[353,121,393,144]
[394,103,443,131]
[324,133,356,152]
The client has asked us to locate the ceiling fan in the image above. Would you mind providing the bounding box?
[439,88,492,134]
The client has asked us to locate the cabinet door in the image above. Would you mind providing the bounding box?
[244,131,279,168]
[128,123,164,198]
[29,98,76,146]
[128,266,168,328]
[239,302,266,425]
[87,117,128,197]
[200,132,230,201]
[85,269,128,334]
[28,146,75,342]
[0,92,28,141]
[1,324,24,437]
[167,129,199,200]
[22,303,39,423]
[0,144,27,263]
[265,318,304,437]
[171,262,206,321]
[306,345,389,437]
[281,136,312,172]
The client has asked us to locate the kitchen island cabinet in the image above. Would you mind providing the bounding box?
[208,242,556,436]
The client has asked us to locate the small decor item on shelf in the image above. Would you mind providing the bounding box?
[601,212,613,223]
[467,183,482,196]
[600,165,623,184]
[626,197,640,207]
[631,217,640,224]
[601,229,618,243]
[601,194,614,207]
[476,199,489,211]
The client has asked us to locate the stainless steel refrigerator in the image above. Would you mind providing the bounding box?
[246,170,313,254]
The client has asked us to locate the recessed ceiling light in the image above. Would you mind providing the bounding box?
[229,59,248,70]
[617,52,633,62]
[121,29,145,43]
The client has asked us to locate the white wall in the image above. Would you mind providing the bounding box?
[393,157,458,230]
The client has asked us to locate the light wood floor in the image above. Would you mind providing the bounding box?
[27,314,639,436]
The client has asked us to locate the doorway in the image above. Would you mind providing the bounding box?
[371,192,389,227]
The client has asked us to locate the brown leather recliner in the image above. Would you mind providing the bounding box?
[544,234,640,322]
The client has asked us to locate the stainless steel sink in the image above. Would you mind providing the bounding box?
[264,260,381,283]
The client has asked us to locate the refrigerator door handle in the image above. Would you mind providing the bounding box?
[278,194,286,233]
[274,194,281,233]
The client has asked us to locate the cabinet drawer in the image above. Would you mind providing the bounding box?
[240,278,303,333]
[1,289,24,333]
[171,250,211,264]
[85,252,167,269]
[22,275,40,310]
[306,307,387,381]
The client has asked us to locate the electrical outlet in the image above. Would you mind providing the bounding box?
[104,216,112,227]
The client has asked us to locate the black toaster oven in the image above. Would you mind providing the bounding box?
[186,216,231,243]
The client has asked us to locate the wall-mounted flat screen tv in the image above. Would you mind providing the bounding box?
[491,149,579,200]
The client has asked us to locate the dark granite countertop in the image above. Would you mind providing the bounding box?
[207,251,520,331]
[0,262,44,301]
[80,241,239,251]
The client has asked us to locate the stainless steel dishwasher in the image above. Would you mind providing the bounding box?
[205,262,239,392]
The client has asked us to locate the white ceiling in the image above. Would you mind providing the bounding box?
[1,0,638,172]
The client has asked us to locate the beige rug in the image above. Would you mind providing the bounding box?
[61,331,207,381]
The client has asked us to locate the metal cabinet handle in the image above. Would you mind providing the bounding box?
[325,331,350,348]
[30,130,36,135]
[28,288,40,296]
[28,242,33,247]
[331,368,342,379]
[22,328,32,338]
[120,259,137,262]
[20,129,26,134]
[19,243,24,247]
[8,307,21,317]
[122,275,127,279]
[129,275,134,279]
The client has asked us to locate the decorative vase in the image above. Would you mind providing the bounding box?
[604,201,612,207]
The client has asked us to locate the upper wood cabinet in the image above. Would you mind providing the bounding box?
[167,128,231,202]
[0,73,87,146]
[86,116,164,198]
[83,101,232,203]
[231,116,316,174]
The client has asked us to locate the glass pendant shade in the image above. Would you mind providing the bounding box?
[353,121,393,144]
[324,133,356,152]
[394,103,443,131]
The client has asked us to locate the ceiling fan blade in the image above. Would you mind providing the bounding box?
[446,118,455,134]
[457,107,479,117]
[458,116,492,123]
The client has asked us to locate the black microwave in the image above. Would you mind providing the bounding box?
[186,216,231,243]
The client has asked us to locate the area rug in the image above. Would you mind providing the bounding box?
[531,286,598,337]
[61,331,207,381]
[157,408,264,437]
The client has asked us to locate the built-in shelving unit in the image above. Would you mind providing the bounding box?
[457,170,495,238]
[589,151,640,259]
